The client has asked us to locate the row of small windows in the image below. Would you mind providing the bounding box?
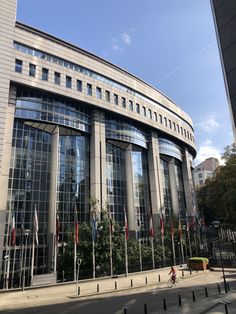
[14,41,194,133]
[14,59,194,143]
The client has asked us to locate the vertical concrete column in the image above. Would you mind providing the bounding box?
[148,131,164,234]
[125,144,135,235]
[90,110,107,213]
[0,0,17,274]
[168,158,179,216]
[182,148,196,216]
[48,126,59,273]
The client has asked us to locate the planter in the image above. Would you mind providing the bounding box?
[188,257,209,270]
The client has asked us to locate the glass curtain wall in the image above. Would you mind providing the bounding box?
[2,120,52,288]
[160,158,173,216]
[106,142,127,223]
[174,159,186,217]
[57,134,90,246]
[131,148,150,238]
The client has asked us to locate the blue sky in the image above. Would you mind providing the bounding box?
[16,0,233,165]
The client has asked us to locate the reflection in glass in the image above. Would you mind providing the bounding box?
[160,158,173,216]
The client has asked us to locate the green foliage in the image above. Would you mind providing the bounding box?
[197,150,236,227]
[188,257,209,263]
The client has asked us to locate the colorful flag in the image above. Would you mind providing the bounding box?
[74,207,79,244]
[124,209,129,240]
[149,214,154,238]
[34,206,39,245]
[160,215,164,237]
[92,215,97,242]
[178,219,182,239]
[136,216,141,240]
[11,213,16,246]
[171,220,175,237]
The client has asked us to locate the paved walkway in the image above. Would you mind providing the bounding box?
[0,266,235,313]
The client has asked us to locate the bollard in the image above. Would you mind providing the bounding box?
[62,270,65,282]
[124,308,127,314]
[97,283,99,293]
[131,279,133,287]
[190,268,192,275]
[196,269,198,273]
[225,303,228,314]
[158,274,161,282]
[144,303,147,314]
[115,281,117,290]
[192,291,196,302]
[178,294,182,306]
[163,298,167,311]
[217,284,221,294]
[227,282,230,291]
[78,286,80,295]
[205,287,208,297]
[182,270,184,277]
[145,277,148,285]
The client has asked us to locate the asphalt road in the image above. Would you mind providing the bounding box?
[1,269,236,314]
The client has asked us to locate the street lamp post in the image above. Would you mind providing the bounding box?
[211,221,228,293]
[22,229,30,291]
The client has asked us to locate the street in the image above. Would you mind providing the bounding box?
[0,268,236,313]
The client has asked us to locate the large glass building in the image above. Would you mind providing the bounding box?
[0,0,197,288]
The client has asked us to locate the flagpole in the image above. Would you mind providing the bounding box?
[171,234,176,266]
[187,229,192,257]
[124,232,128,276]
[92,239,95,278]
[161,234,165,267]
[180,237,185,264]
[74,205,77,282]
[151,237,155,269]
[109,213,113,277]
[139,237,142,272]
[30,232,35,285]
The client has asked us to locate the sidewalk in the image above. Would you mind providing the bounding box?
[0,265,197,309]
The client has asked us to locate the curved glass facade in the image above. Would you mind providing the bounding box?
[131,148,150,238]
[57,133,90,244]
[106,116,148,149]
[15,87,91,133]
[159,137,182,161]
[106,142,127,223]
[160,159,173,216]
[174,159,186,216]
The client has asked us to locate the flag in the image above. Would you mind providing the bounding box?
[56,214,60,243]
[171,220,175,237]
[160,215,164,237]
[34,206,39,245]
[74,207,79,244]
[92,214,97,242]
[124,209,129,240]
[178,219,182,239]
[149,214,154,238]
[11,213,16,246]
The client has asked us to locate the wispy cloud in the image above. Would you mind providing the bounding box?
[157,41,216,84]
[122,33,131,44]
[195,139,223,165]
[195,114,221,133]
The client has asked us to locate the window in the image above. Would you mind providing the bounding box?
[159,114,163,124]
[87,83,92,96]
[15,59,22,73]
[129,100,133,111]
[177,124,180,133]
[42,68,48,81]
[54,72,60,85]
[66,76,72,88]
[173,122,176,131]
[164,117,167,126]
[122,97,126,108]
[198,173,203,178]
[29,63,36,77]
[105,90,110,102]
[114,94,118,105]
[77,80,82,92]
[148,109,152,119]
[187,131,189,139]
[169,119,172,128]
[180,127,183,135]
[184,129,186,137]
[96,87,102,99]
[142,106,146,117]
[136,103,140,114]
[154,112,157,121]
